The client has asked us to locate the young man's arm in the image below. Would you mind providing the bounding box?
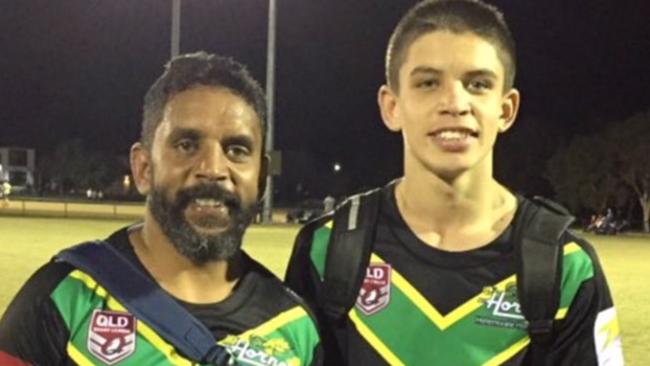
[530,237,624,365]
[0,262,72,366]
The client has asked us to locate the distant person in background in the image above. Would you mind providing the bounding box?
[0,52,321,366]
[1,180,11,208]
[323,195,336,212]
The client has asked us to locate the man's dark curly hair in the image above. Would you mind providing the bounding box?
[141,51,266,149]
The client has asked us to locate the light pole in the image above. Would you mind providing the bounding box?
[171,0,181,58]
[262,0,277,224]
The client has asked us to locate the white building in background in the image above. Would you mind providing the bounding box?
[0,147,35,190]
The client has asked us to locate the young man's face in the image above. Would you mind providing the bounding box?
[380,30,519,181]
[132,85,264,264]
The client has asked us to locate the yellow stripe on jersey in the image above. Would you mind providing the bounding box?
[369,241,583,330]
[482,336,530,366]
[371,254,516,330]
[563,242,581,255]
[238,306,307,339]
[349,308,406,366]
[69,270,194,366]
[67,342,96,366]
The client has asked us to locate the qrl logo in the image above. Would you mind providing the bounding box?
[88,309,137,364]
[356,264,392,316]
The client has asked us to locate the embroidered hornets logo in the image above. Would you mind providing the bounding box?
[88,309,136,364]
[356,264,392,315]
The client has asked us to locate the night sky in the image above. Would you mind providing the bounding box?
[2,0,649,199]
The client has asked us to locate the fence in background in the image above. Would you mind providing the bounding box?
[0,199,291,222]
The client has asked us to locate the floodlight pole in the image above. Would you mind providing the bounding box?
[262,0,277,224]
[171,0,181,58]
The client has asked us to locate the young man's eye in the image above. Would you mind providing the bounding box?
[467,79,493,93]
[415,79,439,89]
[226,145,252,161]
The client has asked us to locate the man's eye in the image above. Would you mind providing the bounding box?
[226,145,251,160]
[415,79,439,89]
[175,140,198,154]
[467,79,493,93]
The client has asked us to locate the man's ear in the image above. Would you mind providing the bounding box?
[257,153,270,201]
[498,88,521,133]
[378,85,402,132]
[130,142,152,195]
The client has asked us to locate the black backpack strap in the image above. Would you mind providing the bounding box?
[56,241,231,365]
[513,197,574,363]
[322,187,383,320]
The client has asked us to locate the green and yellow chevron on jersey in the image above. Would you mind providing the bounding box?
[308,221,597,365]
[51,269,318,366]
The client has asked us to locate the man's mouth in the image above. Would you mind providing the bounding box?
[428,127,479,152]
[429,127,479,141]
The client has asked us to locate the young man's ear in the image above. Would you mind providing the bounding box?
[378,85,402,132]
[130,142,152,195]
[257,153,270,201]
[498,88,521,133]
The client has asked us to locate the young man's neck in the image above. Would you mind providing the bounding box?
[128,210,244,304]
[396,159,517,251]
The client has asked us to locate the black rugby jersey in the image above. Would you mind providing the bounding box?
[0,226,322,366]
[286,184,623,366]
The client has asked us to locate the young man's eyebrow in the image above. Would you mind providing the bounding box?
[409,66,442,77]
[464,69,498,80]
[168,127,203,141]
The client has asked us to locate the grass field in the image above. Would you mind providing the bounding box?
[1,216,648,364]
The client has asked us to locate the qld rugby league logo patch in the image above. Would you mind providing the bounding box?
[88,309,136,364]
[356,263,392,315]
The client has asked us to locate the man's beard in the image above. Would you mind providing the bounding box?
[148,182,256,266]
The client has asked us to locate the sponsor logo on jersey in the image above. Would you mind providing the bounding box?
[594,307,624,365]
[220,334,293,366]
[475,283,527,330]
[356,263,392,315]
[87,309,136,365]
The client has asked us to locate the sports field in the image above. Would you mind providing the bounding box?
[1,216,648,364]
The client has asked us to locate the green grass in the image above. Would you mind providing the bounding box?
[1,216,648,364]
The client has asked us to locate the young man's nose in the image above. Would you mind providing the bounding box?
[195,144,230,182]
[436,81,471,117]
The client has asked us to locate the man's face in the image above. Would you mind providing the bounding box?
[380,31,519,180]
[143,86,263,265]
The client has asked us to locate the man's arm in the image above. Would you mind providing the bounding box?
[532,238,624,365]
[285,218,347,365]
[0,262,73,366]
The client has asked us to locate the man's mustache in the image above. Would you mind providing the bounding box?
[174,184,242,211]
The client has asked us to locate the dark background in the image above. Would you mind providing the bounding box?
[1,0,649,201]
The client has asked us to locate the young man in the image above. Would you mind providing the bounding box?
[0,52,321,366]
[285,1,623,365]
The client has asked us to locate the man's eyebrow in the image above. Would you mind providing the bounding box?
[464,69,498,79]
[168,127,203,141]
[223,135,255,149]
[409,66,442,77]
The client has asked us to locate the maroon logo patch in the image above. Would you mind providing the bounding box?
[88,309,136,364]
[356,264,392,315]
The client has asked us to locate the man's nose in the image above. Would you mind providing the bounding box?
[437,81,471,117]
[195,143,230,182]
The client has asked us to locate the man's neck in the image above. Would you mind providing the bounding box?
[396,163,517,251]
[128,212,243,304]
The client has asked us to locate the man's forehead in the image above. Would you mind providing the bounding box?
[402,30,505,78]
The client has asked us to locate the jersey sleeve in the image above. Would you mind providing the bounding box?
[0,261,73,366]
[530,235,624,365]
